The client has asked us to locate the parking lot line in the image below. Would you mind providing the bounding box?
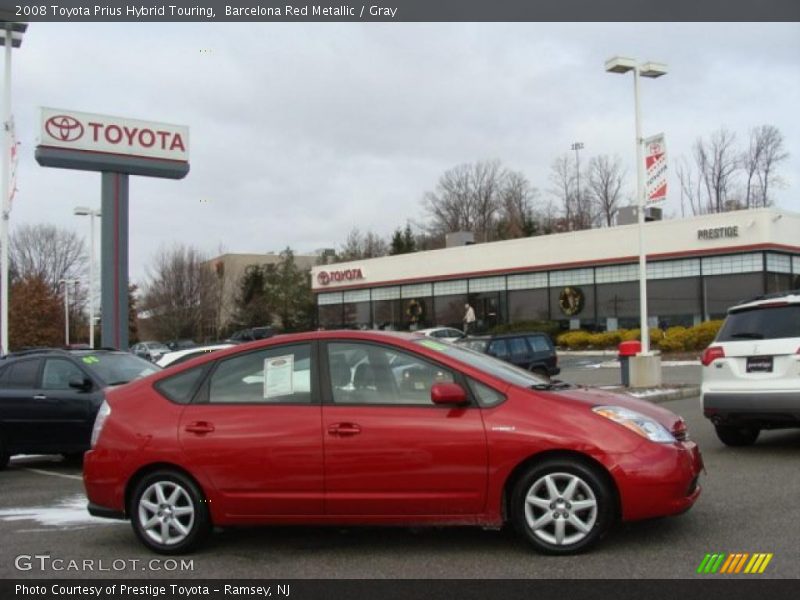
[21,468,83,482]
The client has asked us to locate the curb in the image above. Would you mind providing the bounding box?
[596,385,701,404]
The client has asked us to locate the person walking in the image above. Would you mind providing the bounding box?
[463,303,476,335]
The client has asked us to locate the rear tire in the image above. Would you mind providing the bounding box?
[714,424,760,447]
[511,458,616,555]
[130,470,211,554]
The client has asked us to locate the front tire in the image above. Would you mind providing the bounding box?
[511,458,615,554]
[714,424,760,447]
[130,470,211,554]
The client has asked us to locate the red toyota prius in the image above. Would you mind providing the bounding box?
[84,331,703,555]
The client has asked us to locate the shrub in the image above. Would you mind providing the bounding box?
[556,330,593,349]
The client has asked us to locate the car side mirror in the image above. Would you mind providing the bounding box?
[430,382,467,406]
[68,376,93,392]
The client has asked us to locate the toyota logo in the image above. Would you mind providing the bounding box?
[317,271,331,285]
[45,115,84,142]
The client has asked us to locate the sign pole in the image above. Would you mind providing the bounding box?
[100,172,129,350]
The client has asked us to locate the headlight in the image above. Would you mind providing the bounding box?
[91,400,111,448]
[592,406,676,443]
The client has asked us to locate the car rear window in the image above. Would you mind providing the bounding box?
[717,304,800,341]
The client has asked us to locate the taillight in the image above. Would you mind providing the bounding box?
[701,346,725,367]
[91,400,111,448]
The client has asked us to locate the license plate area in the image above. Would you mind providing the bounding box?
[746,356,773,373]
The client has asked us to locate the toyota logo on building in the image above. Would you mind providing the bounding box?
[45,115,84,142]
[317,268,364,286]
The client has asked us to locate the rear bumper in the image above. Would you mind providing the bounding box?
[87,502,125,520]
[703,392,800,425]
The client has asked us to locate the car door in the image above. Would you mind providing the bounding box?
[507,336,533,368]
[177,342,324,518]
[321,340,488,517]
[38,358,104,450]
[0,358,54,452]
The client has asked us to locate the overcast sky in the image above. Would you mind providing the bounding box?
[9,22,800,285]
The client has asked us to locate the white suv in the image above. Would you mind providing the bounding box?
[701,291,800,446]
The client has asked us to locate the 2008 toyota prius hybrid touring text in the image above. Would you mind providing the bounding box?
[83,331,703,555]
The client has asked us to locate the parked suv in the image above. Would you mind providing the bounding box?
[0,349,159,469]
[457,332,559,378]
[701,291,800,446]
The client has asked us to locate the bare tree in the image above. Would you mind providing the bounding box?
[496,170,539,239]
[141,244,218,341]
[423,160,504,242]
[336,228,388,262]
[743,125,789,208]
[10,224,86,293]
[549,155,574,231]
[587,155,625,227]
[676,156,702,216]
[548,154,595,231]
[694,128,740,213]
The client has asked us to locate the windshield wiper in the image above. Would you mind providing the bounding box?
[730,332,764,339]
[530,380,572,391]
[107,380,130,386]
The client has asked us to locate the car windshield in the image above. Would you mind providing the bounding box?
[415,338,548,387]
[78,353,160,385]
[717,304,800,342]
[148,343,170,352]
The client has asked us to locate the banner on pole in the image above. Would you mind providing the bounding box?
[9,116,18,205]
[644,133,667,204]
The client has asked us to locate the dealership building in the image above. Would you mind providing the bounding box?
[311,208,800,333]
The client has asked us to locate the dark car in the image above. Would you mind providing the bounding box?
[457,332,560,378]
[0,349,160,469]
[226,326,277,343]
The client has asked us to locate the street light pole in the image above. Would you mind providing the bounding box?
[0,21,26,355]
[74,207,101,348]
[59,278,79,346]
[571,142,584,227]
[605,56,667,356]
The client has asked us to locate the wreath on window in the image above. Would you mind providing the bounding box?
[406,299,423,324]
[559,286,585,317]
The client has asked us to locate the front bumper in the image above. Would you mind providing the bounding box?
[613,440,703,522]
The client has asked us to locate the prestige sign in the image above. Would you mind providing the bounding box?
[39,108,189,162]
[697,226,739,240]
[317,268,365,286]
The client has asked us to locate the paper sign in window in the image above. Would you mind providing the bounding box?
[264,355,294,398]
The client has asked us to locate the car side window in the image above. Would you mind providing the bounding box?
[42,359,86,391]
[488,339,510,359]
[208,344,312,404]
[3,359,40,389]
[327,342,454,406]
[156,366,206,405]
[508,337,530,359]
[527,336,551,353]
[467,378,506,408]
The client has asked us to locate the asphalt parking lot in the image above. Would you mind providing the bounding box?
[1,359,798,580]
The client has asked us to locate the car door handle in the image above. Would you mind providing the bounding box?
[185,422,215,435]
[327,423,361,437]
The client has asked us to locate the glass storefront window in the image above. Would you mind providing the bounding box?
[343,301,371,329]
[508,289,549,322]
[703,273,764,319]
[318,305,343,329]
[433,294,468,330]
